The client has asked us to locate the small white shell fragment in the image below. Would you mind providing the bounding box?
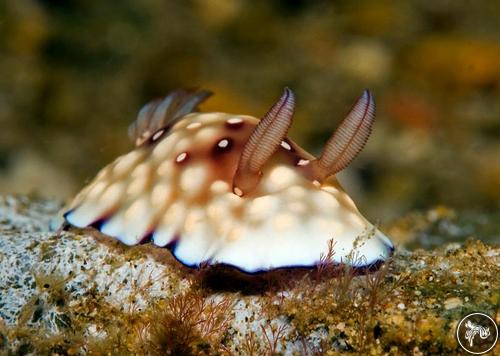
[444,297,462,310]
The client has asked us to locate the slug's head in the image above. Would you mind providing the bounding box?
[65,87,392,273]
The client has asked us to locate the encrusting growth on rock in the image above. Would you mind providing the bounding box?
[0,195,498,354]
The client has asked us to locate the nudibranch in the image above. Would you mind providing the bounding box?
[64,88,394,273]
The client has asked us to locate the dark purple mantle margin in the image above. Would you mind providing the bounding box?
[166,237,395,276]
[62,210,395,276]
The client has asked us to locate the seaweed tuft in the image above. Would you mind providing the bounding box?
[144,290,235,355]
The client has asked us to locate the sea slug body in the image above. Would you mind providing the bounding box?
[64,87,394,273]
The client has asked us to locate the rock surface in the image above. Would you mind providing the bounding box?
[0,195,498,354]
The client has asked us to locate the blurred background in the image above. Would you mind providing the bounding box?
[1,0,499,225]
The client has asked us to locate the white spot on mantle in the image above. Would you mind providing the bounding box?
[280,141,291,150]
[227,117,243,124]
[176,152,188,163]
[218,139,229,148]
[151,129,165,141]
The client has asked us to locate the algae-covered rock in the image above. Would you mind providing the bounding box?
[0,195,498,354]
